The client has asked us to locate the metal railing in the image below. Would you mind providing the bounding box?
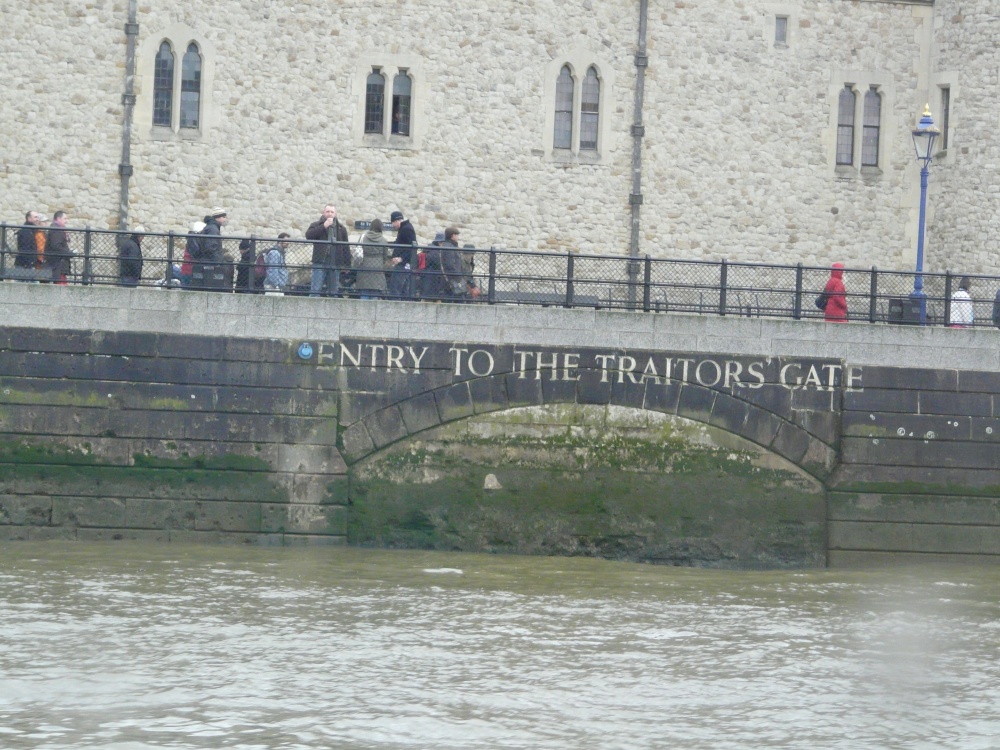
[1,222,996,327]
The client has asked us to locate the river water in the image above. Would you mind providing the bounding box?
[0,542,997,750]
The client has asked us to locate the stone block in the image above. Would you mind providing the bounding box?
[469,375,509,414]
[609,377,646,409]
[0,495,52,525]
[708,392,749,434]
[643,382,680,415]
[843,387,918,414]
[575,368,611,405]
[340,422,375,462]
[860,366,958,391]
[364,406,408,448]
[194,500,261,533]
[168,530,259,544]
[841,412,970,441]
[919,391,992,417]
[275,443,346,474]
[52,496,126,527]
[435,382,475,423]
[736,384,792,420]
[77,528,170,543]
[541,374,578,405]
[770,421,810,464]
[28,526,78,541]
[125,498,198,529]
[828,520,914,551]
[281,533,347,546]
[957,369,1000,394]
[505,372,543,408]
[791,410,839,445]
[676,384,715,423]
[260,503,347,535]
[399,391,442,434]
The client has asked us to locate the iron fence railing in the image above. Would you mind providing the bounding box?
[1,222,996,327]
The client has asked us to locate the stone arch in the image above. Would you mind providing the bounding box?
[339,372,839,482]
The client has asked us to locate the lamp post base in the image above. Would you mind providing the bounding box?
[909,289,927,325]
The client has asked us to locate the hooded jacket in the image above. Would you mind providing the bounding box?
[356,228,389,293]
[823,262,848,322]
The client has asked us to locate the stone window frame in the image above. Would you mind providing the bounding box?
[764,4,798,51]
[136,24,216,142]
[352,54,424,151]
[542,50,615,164]
[829,72,894,179]
[929,72,959,165]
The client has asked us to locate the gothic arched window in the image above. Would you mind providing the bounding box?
[554,66,574,150]
[580,66,600,151]
[153,41,174,127]
[180,43,202,130]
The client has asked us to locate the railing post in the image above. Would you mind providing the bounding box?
[719,259,728,316]
[83,226,92,285]
[488,246,497,304]
[407,241,417,299]
[167,231,176,287]
[943,270,953,327]
[868,266,878,324]
[0,223,8,279]
[793,263,803,320]
[565,251,574,308]
[642,254,652,312]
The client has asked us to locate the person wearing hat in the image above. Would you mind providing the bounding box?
[118,225,145,287]
[201,207,228,263]
[388,210,417,299]
[949,276,974,327]
[44,211,72,284]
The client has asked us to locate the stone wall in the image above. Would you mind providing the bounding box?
[5,0,997,275]
[2,280,1000,566]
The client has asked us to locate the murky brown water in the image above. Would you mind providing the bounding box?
[0,542,997,749]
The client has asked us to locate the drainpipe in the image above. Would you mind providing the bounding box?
[119,0,138,229]
[627,0,648,305]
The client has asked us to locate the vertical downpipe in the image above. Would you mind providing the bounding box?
[627,0,649,307]
[119,0,139,229]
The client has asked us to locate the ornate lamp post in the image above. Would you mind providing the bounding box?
[911,105,939,324]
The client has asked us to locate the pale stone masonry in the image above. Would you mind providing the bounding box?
[2,0,995,275]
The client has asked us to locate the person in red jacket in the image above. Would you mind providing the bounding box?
[823,262,848,322]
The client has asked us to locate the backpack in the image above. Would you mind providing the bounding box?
[254,251,267,281]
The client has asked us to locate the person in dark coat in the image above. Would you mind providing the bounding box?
[304,204,350,297]
[388,210,417,299]
[201,208,227,263]
[118,226,145,287]
[235,238,255,293]
[356,219,389,299]
[44,211,72,284]
[439,227,466,300]
[15,210,42,271]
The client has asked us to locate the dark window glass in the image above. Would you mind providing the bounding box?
[554,66,574,150]
[392,72,412,136]
[836,86,855,166]
[180,43,201,130]
[940,86,950,150]
[580,67,600,151]
[365,70,385,134]
[153,41,174,127]
[861,86,881,167]
[775,16,788,44]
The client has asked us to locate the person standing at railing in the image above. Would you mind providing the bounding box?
[305,204,349,297]
[201,208,228,263]
[44,211,72,285]
[949,277,974,327]
[263,233,290,293]
[822,262,848,322]
[34,214,47,270]
[15,211,42,273]
[354,219,389,300]
[118,226,145,287]
[388,210,417,300]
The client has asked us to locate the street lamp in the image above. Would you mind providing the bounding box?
[910,104,939,324]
